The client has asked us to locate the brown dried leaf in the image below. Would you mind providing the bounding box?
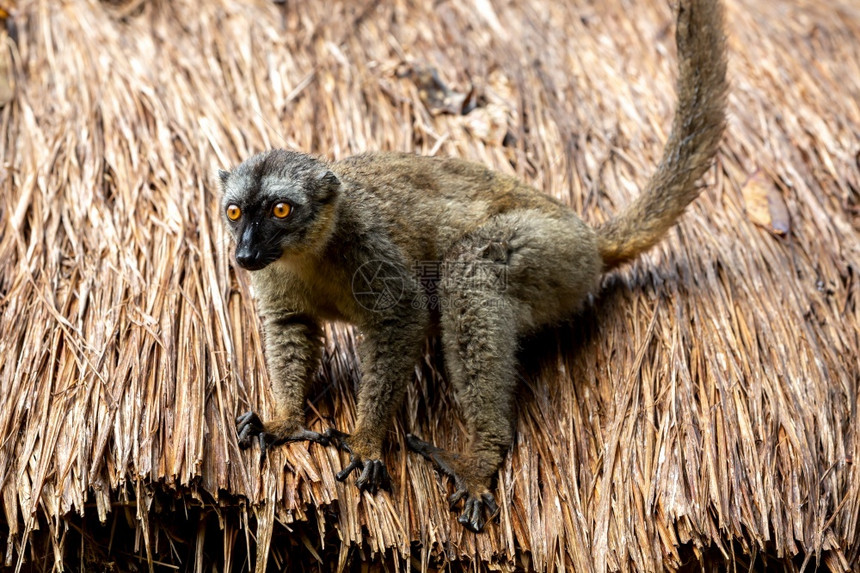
[408,65,478,115]
[463,103,510,145]
[742,170,791,236]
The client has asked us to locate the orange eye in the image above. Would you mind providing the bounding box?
[226,205,241,221]
[272,202,292,219]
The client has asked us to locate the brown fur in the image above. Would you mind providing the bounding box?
[220,0,727,532]
[597,0,727,268]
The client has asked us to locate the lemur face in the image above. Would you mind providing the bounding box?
[219,149,341,271]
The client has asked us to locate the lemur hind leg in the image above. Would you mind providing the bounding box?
[408,211,601,532]
[408,225,519,532]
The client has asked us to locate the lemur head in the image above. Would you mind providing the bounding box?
[218,150,341,271]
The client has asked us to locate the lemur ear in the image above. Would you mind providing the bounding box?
[217,169,231,186]
[316,169,340,189]
[314,169,341,200]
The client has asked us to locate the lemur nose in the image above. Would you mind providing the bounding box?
[235,248,263,270]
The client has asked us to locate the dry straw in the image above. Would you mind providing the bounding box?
[0,0,858,571]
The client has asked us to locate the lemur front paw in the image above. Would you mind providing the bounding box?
[337,457,392,493]
[325,429,392,494]
[235,411,330,463]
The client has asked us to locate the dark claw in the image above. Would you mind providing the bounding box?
[360,460,391,492]
[328,430,390,492]
[323,428,350,450]
[406,434,458,479]
[448,486,467,510]
[453,492,499,532]
[354,461,375,492]
[257,434,268,468]
[374,461,392,491]
[236,411,265,449]
[336,457,363,482]
[482,492,500,519]
[337,456,391,493]
[458,497,486,533]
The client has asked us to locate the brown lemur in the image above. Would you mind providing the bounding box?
[219,0,727,533]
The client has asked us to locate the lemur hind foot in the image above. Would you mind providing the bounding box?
[407,434,501,532]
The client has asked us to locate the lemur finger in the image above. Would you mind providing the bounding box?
[235,411,259,427]
[354,461,374,491]
[482,492,500,519]
[286,428,330,445]
[458,498,485,533]
[407,434,460,479]
[322,428,350,451]
[236,412,265,448]
[336,457,363,481]
[378,462,392,490]
[257,434,269,469]
[405,434,437,456]
[448,487,467,510]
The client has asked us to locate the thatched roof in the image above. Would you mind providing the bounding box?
[0,0,858,570]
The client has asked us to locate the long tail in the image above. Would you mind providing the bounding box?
[597,0,728,270]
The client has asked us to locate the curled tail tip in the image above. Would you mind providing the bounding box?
[596,0,727,271]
